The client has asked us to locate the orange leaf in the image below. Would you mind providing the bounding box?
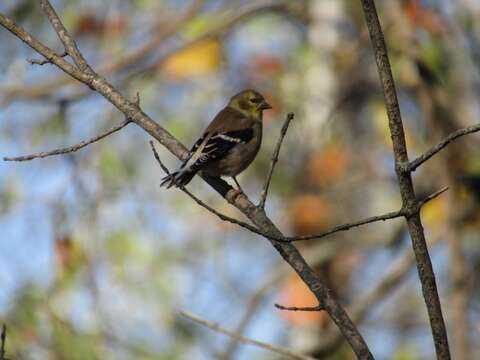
[307,144,348,186]
[290,195,331,235]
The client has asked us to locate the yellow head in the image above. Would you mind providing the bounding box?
[228,89,272,120]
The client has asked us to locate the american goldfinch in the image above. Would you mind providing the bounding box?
[161,89,271,189]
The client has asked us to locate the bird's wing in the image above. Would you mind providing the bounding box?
[181,128,254,173]
[180,108,254,172]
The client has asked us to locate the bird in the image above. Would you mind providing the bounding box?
[160,89,271,190]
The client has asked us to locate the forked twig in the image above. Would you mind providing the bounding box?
[360,0,451,357]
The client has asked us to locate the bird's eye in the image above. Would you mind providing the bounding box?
[250,98,260,103]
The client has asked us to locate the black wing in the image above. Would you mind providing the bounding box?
[183,128,254,172]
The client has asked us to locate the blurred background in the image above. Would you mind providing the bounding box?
[1,0,480,359]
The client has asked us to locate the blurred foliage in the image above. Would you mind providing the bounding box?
[1,0,480,359]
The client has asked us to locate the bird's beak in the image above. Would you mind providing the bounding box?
[259,100,272,110]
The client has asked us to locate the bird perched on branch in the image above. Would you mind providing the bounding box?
[161,89,271,189]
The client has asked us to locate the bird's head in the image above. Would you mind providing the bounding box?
[228,89,272,121]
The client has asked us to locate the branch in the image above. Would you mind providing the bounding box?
[39,0,94,74]
[0,324,7,360]
[179,311,316,360]
[408,124,480,172]
[0,7,374,359]
[274,303,322,312]
[360,0,451,359]
[4,119,131,161]
[259,112,294,209]
[149,141,264,236]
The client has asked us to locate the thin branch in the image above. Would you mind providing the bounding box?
[280,209,403,242]
[27,51,67,65]
[408,124,480,172]
[149,141,264,236]
[4,119,131,161]
[418,186,449,208]
[259,112,294,209]
[360,0,451,358]
[274,303,323,312]
[179,311,316,360]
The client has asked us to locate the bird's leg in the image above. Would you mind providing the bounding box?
[233,177,244,194]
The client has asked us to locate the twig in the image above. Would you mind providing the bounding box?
[274,303,323,312]
[0,324,7,360]
[418,187,449,208]
[149,141,264,236]
[179,311,316,360]
[280,209,403,242]
[259,112,294,209]
[408,124,480,172]
[4,120,131,161]
[27,51,67,65]
[360,0,451,358]
[0,9,374,359]
[40,0,94,74]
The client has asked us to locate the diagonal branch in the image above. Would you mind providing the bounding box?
[418,187,449,209]
[408,124,480,172]
[179,311,316,360]
[4,119,131,162]
[0,6,374,359]
[258,112,294,208]
[360,0,451,358]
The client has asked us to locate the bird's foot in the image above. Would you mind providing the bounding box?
[227,188,243,201]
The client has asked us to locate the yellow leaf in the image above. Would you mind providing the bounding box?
[422,196,447,227]
[160,39,223,78]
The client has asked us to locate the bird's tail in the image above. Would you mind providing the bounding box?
[160,169,197,189]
